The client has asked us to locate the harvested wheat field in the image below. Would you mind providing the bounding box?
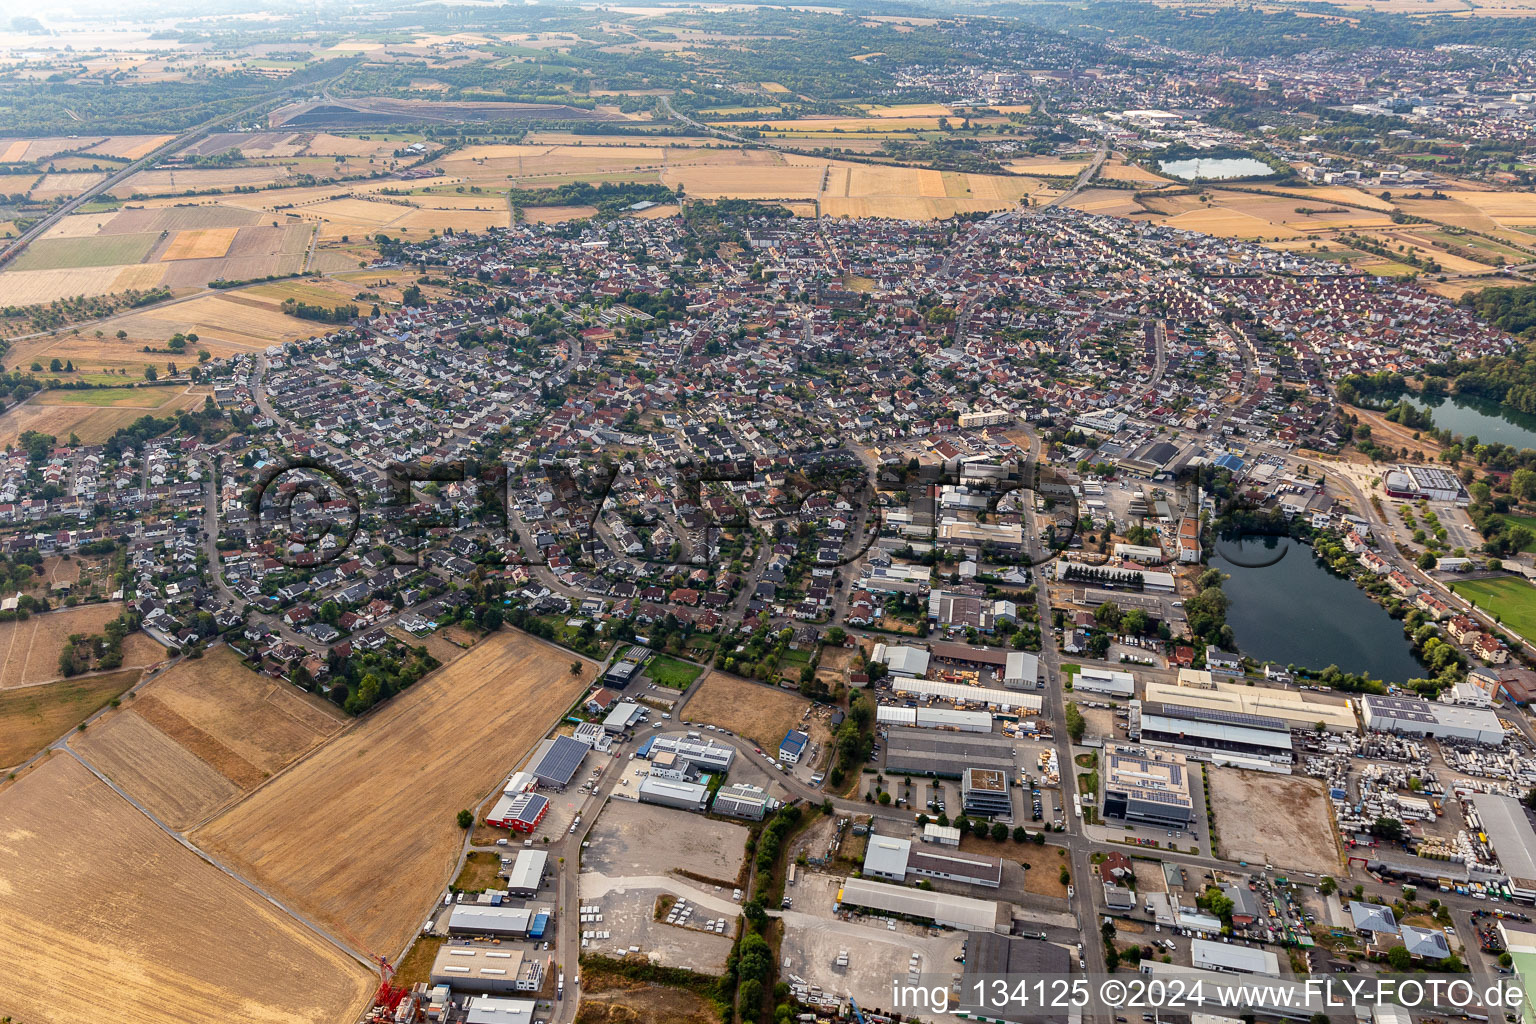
[0,670,140,769]
[160,226,239,260]
[684,670,809,750]
[73,708,242,827]
[0,386,213,447]
[195,629,595,955]
[0,262,165,304]
[0,603,143,688]
[0,755,376,1024]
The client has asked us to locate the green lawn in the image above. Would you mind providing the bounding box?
[647,654,703,690]
[1451,576,1536,639]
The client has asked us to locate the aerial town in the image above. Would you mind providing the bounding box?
[10,4,1536,1024]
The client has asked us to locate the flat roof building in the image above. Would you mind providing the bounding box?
[1145,674,1356,731]
[1102,744,1194,827]
[1362,694,1505,745]
[602,701,644,733]
[962,766,1012,818]
[1469,794,1536,898]
[431,946,544,994]
[448,905,549,939]
[876,705,993,732]
[887,677,1042,713]
[836,876,1006,931]
[464,995,537,1024]
[884,726,1016,778]
[1190,938,1280,976]
[648,734,735,773]
[636,776,709,811]
[960,933,1072,1024]
[713,783,772,821]
[1076,666,1135,697]
[874,643,931,678]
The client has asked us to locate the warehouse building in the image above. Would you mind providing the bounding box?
[1075,666,1135,698]
[637,776,709,811]
[885,726,1016,777]
[1362,695,1505,745]
[1102,744,1195,827]
[873,643,931,679]
[448,905,550,939]
[713,783,773,821]
[861,835,1003,888]
[527,735,589,790]
[603,701,644,733]
[876,705,993,732]
[1469,794,1536,900]
[962,767,1013,817]
[505,850,547,897]
[464,995,537,1024]
[1133,700,1295,769]
[836,876,1008,931]
[1191,938,1280,976]
[645,734,735,773]
[960,933,1072,1024]
[1004,651,1040,689]
[1146,673,1357,732]
[485,791,549,833]
[430,946,544,994]
[887,678,1042,713]
[1383,464,1464,503]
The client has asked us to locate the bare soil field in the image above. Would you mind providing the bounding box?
[576,972,719,1024]
[684,670,809,750]
[73,707,242,827]
[1207,768,1339,874]
[0,262,167,305]
[0,755,376,1024]
[0,603,140,688]
[194,629,594,955]
[0,669,140,769]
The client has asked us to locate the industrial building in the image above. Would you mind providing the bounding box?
[1383,464,1464,503]
[713,783,773,821]
[430,946,544,994]
[887,677,1042,713]
[836,876,1007,931]
[643,734,735,773]
[1361,695,1505,745]
[464,995,537,1024]
[1102,744,1194,827]
[1145,672,1357,732]
[962,767,1012,817]
[447,905,550,939]
[527,735,589,790]
[884,726,1016,777]
[505,849,547,897]
[1133,699,1295,769]
[1468,794,1536,900]
[1190,938,1280,976]
[873,643,931,678]
[861,834,1003,888]
[1004,651,1040,689]
[778,729,808,764]
[602,701,644,733]
[636,776,709,811]
[876,705,993,732]
[960,933,1072,1024]
[1075,666,1135,697]
[1135,963,1313,1021]
[485,792,549,833]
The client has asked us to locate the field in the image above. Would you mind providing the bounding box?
[0,386,214,448]
[8,232,159,271]
[194,629,594,955]
[1452,576,1536,639]
[0,755,376,1024]
[160,227,239,260]
[0,602,153,688]
[0,670,140,768]
[72,647,345,827]
[683,670,809,750]
[648,654,704,689]
[576,965,721,1024]
[1207,768,1338,874]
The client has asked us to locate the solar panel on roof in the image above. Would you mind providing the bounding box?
[532,735,588,785]
[1145,701,1286,731]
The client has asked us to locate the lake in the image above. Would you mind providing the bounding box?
[1210,536,1424,682]
[1404,392,1536,452]
[1158,156,1274,180]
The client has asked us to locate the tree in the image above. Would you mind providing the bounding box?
[144,365,157,381]
[1418,551,1437,570]
[1060,866,1071,886]
[1013,826,1028,843]
[1514,468,1536,501]
[1319,877,1337,896]
[1385,945,1412,971]
[456,809,473,829]
[990,822,1008,842]
[570,661,583,675]
[1372,816,1405,841]
[1065,702,1086,743]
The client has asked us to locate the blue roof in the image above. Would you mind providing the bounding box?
[636,735,656,758]
[530,912,549,937]
[779,730,808,754]
[1214,453,1245,472]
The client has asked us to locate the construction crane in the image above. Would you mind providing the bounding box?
[368,951,407,1011]
[849,996,866,1024]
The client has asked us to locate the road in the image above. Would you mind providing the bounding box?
[1042,140,1109,209]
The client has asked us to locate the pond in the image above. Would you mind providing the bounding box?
[1158,156,1274,181]
[1404,392,1536,452]
[1210,536,1424,682]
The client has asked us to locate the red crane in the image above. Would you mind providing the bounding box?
[369,951,408,1011]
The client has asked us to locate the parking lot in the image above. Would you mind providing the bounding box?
[578,880,738,972]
